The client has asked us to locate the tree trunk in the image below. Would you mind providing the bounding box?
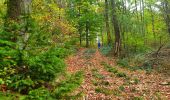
[164,0,170,35]
[149,4,156,43]
[78,5,82,46]
[111,0,121,57]
[86,21,89,48]
[7,0,22,21]
[105,0,111,45]
[5,0,22,42]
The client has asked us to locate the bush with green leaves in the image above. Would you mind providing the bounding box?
[0,39,18,68]
[0,14,80,98]
[28,49,66,82]
[0,39,66,93]
[49,47,71,59]
[25,87,53,100]
[53,71,84,99]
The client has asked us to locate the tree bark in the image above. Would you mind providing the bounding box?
[105,0,111,45]
[111,0,121,57]
[86,21,89,48]
[7,0,22,21]
[164,0,170,35]
[149,4,156,42]
[4,0,22,42]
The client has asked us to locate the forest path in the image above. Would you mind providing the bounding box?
[66,48,170,100]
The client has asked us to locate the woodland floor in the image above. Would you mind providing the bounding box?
[66,48,170,100]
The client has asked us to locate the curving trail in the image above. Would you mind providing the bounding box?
[66,48,170,100]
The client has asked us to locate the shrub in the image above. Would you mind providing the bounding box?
[49,47,71,59]
[53,71,84,99]
[9,78,34,93]
[25,88,53,100]
[0,39,18,68]
[28,50,66,82]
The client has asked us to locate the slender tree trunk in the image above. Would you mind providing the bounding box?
[101,27,104,46]
[121,0,126,51]
[78,5,82,46]
[79,25,82,46]
[105,0,111,45]
[86,21,89,48]
[135,0,139,20]
[164,0,170,35]
[149,5,156,43]
[111,0,121,57]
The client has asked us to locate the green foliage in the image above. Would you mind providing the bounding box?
[25,88,53,100]
[28,50,66,81]
[117,58,129,68]
[132,96,144,100]
[49,47,71,59]
[95,87,112,95]
[99,46,112,55]
[0,39,18,68]
[10,78,34,93]
[0,91,26,100]
[119,85,125,91]
[102,62,118,74]
[0,17,67,94]
[84,49,96,55]
[92,70,105,79]
[116,72,127,78]
[134,78,140,84]
[53,71,84,99]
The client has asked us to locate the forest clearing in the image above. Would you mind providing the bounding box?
[0,0,170,100]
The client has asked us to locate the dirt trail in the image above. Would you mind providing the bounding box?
[66,48,170,100]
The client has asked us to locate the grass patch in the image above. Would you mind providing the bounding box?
[83,49,96,55]
[116,72,127,78]
[91,69,105,79]
[102,62,118,74]
[53,71,84,99]
[99,46,112,56]
[113,89,121,96]
[95,87,113,95]
[119,85,125,91]
[0,92,26,100]
[132,96,144,100]
[134,78,140,84]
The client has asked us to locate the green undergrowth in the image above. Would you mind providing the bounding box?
[0,71,84,100]
[91,69,105,79]
[0,92,26,100]
[101,62,127,78]
[83,49,96,55]
[117,58,153,73]
[52,71,84,99]
[83,49,96,59]
[99,46,112,56]
[95,87,113,95]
